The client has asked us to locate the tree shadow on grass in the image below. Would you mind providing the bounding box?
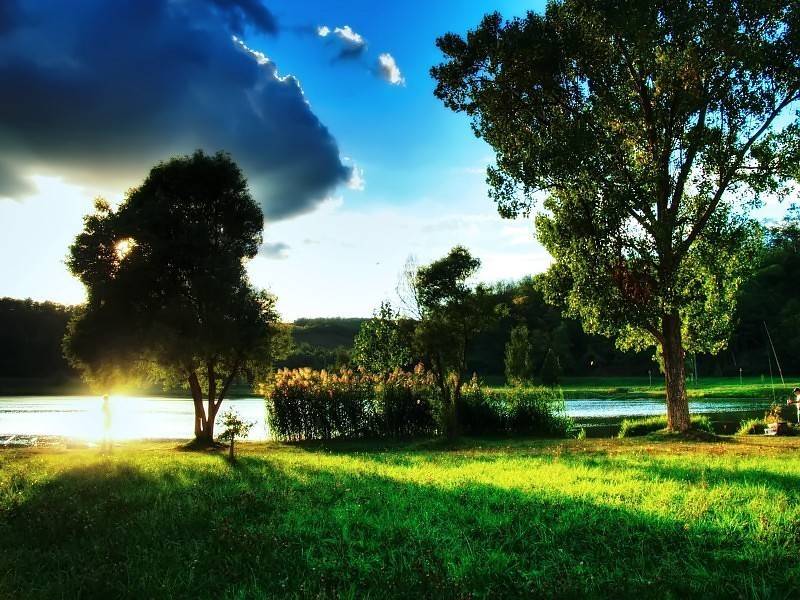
[551,450,800,495]
[0,454,798,599]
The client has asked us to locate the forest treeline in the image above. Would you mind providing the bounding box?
[1,217,798,386]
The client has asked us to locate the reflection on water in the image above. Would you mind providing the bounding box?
[0,395,779,441]
[0,396,268,441]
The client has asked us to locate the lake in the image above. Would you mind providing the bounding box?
[0,395,783,443]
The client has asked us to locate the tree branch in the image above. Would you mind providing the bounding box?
[214,359,241,413]
[677,89,798,259]
[669,98,708,216]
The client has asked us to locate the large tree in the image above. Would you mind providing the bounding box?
[65,150,281,444]
[432,0,800,430]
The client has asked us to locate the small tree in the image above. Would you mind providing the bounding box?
[505,324,535,384]
[404,246,497,436]
[217,409,255,460]
[352,301,412,375]
[65,150,281,444]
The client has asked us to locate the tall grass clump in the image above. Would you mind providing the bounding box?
[736,418,767,436]
[265,368,374,441]
[460,379,575,437]
[265,367,437,441]
[618,414,714,438]
[374,365,438,438]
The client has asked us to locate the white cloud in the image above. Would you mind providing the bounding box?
[317,24,366,58]
[346,165,365,191]
[333,25,364,46]
[377,52,404,86]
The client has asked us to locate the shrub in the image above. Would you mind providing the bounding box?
[265,368,374,441]
[373,366,438,438]
[618,415,714,438]
[266,368,575,441]
[265,367,437,441]
[460,380,575,438]
[736,418,767,436]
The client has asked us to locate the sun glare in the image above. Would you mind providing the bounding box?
[115,238,136,260]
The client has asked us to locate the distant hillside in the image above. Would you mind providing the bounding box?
[291,318,365,349]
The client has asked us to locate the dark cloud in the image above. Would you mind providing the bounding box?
[259,241,290,259]
[0,0,351,220]
[208,0,277,35]
[0,162,34,199]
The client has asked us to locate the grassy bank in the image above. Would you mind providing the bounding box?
[2,437,800,598]
[494,376,800,400]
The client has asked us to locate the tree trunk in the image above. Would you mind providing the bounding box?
[661,313,690,432]
[188,371,213,444]
[229,437,235,460]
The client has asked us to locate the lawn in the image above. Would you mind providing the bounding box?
[2,437,800,599]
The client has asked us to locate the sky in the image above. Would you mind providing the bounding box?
[0,0,791,320]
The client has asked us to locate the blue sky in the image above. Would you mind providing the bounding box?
[0,0,789,319]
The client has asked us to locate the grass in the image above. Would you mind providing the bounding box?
[618,415,714,437]
[737,418,769,436]
[489,376,800,400]
[2,437,800,598]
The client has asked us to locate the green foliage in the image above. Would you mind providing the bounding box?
[352,301,413,374]
[408,247,498,435]
[0,298,75,379]
[265,367,438,441]
[459,379,575,437]
[736,418,767,436]
[64,151,281,440]
[373,366,439,438]
[5,439,800,597]
[279,342,351,371]
[539,348,561,386]
[432,0,800,429]
[290,318,364,349]
[504,324,534,384]
[216,409,255,459]
[618,415,714,438]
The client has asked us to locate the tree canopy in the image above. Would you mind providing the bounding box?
[433,0,800,430]
[352,301,413,375]
[64,150,281,442]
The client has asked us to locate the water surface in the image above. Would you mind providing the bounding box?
[0,395,782,442]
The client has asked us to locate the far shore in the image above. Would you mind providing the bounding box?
[2,375,798,400]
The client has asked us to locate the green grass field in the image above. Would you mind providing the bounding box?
[2,437,800,598]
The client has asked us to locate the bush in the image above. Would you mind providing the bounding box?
[265,367,437,441]
[618,415,714,438]
[736,418,767,436]
[266,368,575,441]
[374,366,438,438]
[460,380,575,438]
